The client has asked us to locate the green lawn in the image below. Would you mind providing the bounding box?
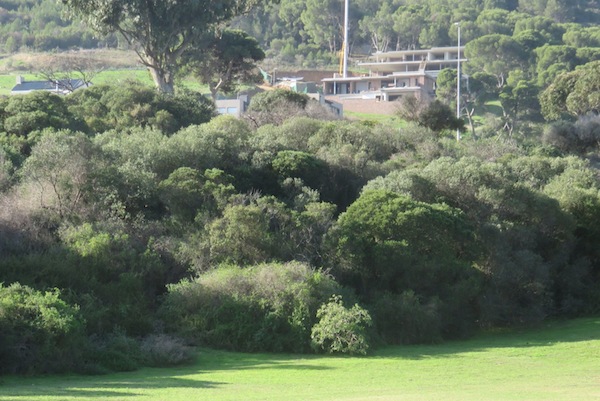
[91,70,208,92]
[344,110,406,126]
[0,70,208,96]
[0,318,598,401]
[0,70,155,96]
[0,73,38,94]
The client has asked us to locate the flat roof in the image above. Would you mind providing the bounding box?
[360,59,468,74]
[370,46,466,58]
[322,76,368,82]
[323,71,431,82]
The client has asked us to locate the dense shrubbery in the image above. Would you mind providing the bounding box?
[66,83,216,135]
[0,283,84,374]
[0,82,599,375]
[160,262,346,352]
[325,189,482,340]
[0,84,216,164]
[542,115,600,154]
[243,89,339,127]
[363,155,599,325]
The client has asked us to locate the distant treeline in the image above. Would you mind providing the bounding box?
[234,0,600,66]
[0,0,119,53]
[2,0,599,60]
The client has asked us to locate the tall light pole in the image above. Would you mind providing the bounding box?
[342,0,349,78]
[455,22,461,141]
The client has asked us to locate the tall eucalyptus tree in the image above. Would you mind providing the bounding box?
[60,0,262,93]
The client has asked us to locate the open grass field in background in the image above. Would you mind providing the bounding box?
[0,69,208,96]
[0,70,151,95]
[0,50,208,95]
[0,318,598,401]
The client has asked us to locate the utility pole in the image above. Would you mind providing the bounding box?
[343,0,349,78]
[455,22,461,141]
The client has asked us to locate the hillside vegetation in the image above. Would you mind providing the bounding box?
[1,84,599,374]
[0,0,599,377]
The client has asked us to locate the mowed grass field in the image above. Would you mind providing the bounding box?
[0,50,208,95]
[0,69,207,95]
[0,70,150,95]
[0,318,598,401]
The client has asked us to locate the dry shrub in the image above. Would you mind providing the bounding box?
[160,261,345,352]
[0,183,58,254]
[304,100,341,121]
[141,334,194,367]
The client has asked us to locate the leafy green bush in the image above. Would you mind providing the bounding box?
[271,150,328,191]
[327,189,479,293]
[60,223,167,335]
[158,167,236,223]
[310,295,372,355]
[20,130,96,219]
[244,90,314,127]
[0,91,82,138]
[416,100,465,133]
[66,83,215,135]
[250,117,324,153]
[169,115,252,182]
[87,329,143,373]
[248,89,309,112]
[326,188,482,338]
[542,121,579,152]
[0,283,85,374]
[158,167,205,222]
[542,115,600,154]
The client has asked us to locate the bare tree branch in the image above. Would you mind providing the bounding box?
[37,53,101,93]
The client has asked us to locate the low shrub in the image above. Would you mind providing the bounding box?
[310,295,372,355]
[87,329,143,373]
[141,334,194,367]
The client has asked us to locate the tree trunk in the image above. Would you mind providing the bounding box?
[465,107,477,139]
[210,84,219,104]
[148,65,175,94]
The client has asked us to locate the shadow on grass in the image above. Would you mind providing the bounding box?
[195,350,334,372]
[186,318,599,366]
[0,374,223,399]
[1,318,597,399]
[0,352,334,399]
[372,317,600,360]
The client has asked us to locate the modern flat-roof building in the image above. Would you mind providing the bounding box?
[322,46,466,103]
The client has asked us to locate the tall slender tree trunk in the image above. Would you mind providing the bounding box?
[464,107,477,139]
[148,65,175,94]
[210,84,219,104]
